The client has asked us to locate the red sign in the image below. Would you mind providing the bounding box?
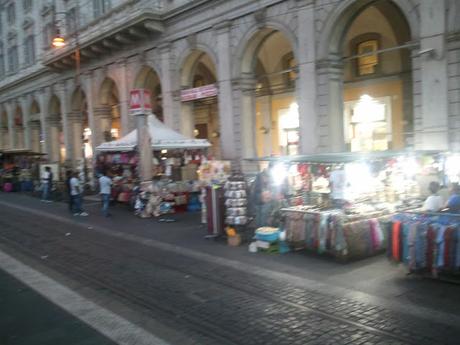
[181,84,218,102]
[129,89,152,115]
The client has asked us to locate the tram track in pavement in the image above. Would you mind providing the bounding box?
[0,209,457,345]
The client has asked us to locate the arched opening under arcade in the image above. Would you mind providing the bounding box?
[180,50,220,158]
[133,66,163,122]
[70,87,91,171]
[48,95,65,163]
[323,0,413,152]
[239,28,298,158]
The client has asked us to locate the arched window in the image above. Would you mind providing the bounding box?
[93,0,111,18]
[7,45,18,73]
[7,3,16,25]
[357,39,379,76]
[24,35,35,66]
[0,43,4,77]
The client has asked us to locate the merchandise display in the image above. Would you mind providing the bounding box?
[388,212,460,280]
[0,150,46,192]
[248,151,445,260]
[225,177,248,226]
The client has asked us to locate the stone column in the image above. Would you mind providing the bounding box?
[48,116,61,163]
[316,58,345,152]
[215,21,237,160]
[118,60,130,136]
[180,100,195,138]
[94,105,112,146]
[136,112,153,186]
[68,111,84,164]
[38,89,52,158]
[6,102,16,149]
[29,121,41,153]
[236,74,257,164]
[297,0,318,154]
[58,82,73,164]
[20,96,31,150]
[417,0,449,150]
[0,127,8,149]
[83,72,97,154]
[160,43,177,129]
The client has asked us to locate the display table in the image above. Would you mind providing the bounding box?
[282,207,390,260]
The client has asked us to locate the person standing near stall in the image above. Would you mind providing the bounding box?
[422,181,443,212]
[99,170,112,217]
[445,183,460,213]
[65,170,74,213]
[70,171,88,216]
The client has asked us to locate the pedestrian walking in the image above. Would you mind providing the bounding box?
[70,172,88,216]
[65,170,74,213]
[41,166,53,202]
[99,170,112,217]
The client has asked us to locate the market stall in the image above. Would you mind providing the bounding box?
[246,151,443,260]
[0,149,46,192]
[96,114,211,213]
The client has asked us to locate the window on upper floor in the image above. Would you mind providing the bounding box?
[42,23,55,50]
[7,3,16,25]
[0,43,5,77]
[23,0,33,13]
[357,39,379,76]
[24,35,35,66]
[93,0,112,18]
[66,7,77,34]
[7,45,18,73]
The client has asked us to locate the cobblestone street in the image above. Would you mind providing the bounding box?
[1,194,460,345]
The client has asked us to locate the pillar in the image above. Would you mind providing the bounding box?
[417,0,449,150]
[58,82,73,164]
[316,58,345,152]
[48,116,61,162]
[160,43,177,130]
[118,59,130,136]
[297,0,318,154]
[0,127,8,149]
[180,101,195,138]
[215,21,237,160]
[82,72,97,154]
[20,97,31,150]
[6,103,16,149]
[237,74,257,162]
[68,111,84,163]
[94,105,112,146]
[29,121,41,153]
[38,89,52,158]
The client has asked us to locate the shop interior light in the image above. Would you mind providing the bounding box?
[161,149,168,154]
[445,154,460,183]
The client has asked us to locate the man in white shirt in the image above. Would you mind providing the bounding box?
[41,166,53,202]
[99,170,112,217]
[422,181,443,212]
[70,172,88,216]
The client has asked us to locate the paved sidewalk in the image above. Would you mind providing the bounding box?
[1,192,459,317]
[0,267,116,345]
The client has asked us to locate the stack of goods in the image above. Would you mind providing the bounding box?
[388,213,460,278]
[251,227,283,253]
[225,178,248,226]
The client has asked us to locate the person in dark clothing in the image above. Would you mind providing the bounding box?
[65,170,73,212]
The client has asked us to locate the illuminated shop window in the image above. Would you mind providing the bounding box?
[278,103,299,156]
[344,95,392,152]
[357,40,378,76]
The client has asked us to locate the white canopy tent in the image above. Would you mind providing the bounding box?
[96,115,211,152]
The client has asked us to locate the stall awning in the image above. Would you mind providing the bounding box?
[246,150,442,164]
[96,115,211,152]
[0,149,46,156]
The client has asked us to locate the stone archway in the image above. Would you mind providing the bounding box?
[316,0,415,152]
[48,95,64,163]
[180,50,220,158]
[237,28,297,158]
[29,99,42,153]
[133,66,163,121]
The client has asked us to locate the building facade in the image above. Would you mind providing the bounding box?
[0,0,459,172]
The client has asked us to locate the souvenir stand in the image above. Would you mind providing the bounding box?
[0,149,46,192]
[386,153,460,282]
[248,151,442,260]
[96,115,211,211]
